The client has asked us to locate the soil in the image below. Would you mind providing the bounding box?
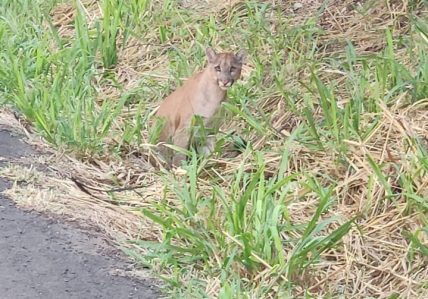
[0,129,160,299]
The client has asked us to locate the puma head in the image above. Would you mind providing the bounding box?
[206,47,246,90]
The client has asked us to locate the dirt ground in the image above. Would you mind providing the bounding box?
[0,129,160,299]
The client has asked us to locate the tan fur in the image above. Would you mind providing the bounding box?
[155,47,245,167]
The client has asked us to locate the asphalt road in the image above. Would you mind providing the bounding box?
[0,129,160,299]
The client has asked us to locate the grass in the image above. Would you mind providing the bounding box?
[1,0,427,297]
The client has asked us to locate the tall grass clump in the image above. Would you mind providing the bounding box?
[0,0,130,153]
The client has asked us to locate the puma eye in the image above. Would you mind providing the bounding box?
[230,66,236,72]
[214,66,221,72]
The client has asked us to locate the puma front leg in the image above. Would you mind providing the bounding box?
[171,127,190,167]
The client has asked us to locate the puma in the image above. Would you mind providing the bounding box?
[155,47,246,167]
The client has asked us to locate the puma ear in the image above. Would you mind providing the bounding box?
[235,49,246,64]
[206,47,217,64]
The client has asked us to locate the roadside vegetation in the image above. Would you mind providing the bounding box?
[0,0,427,297]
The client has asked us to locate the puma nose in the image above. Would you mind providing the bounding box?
[222,79,232,86]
